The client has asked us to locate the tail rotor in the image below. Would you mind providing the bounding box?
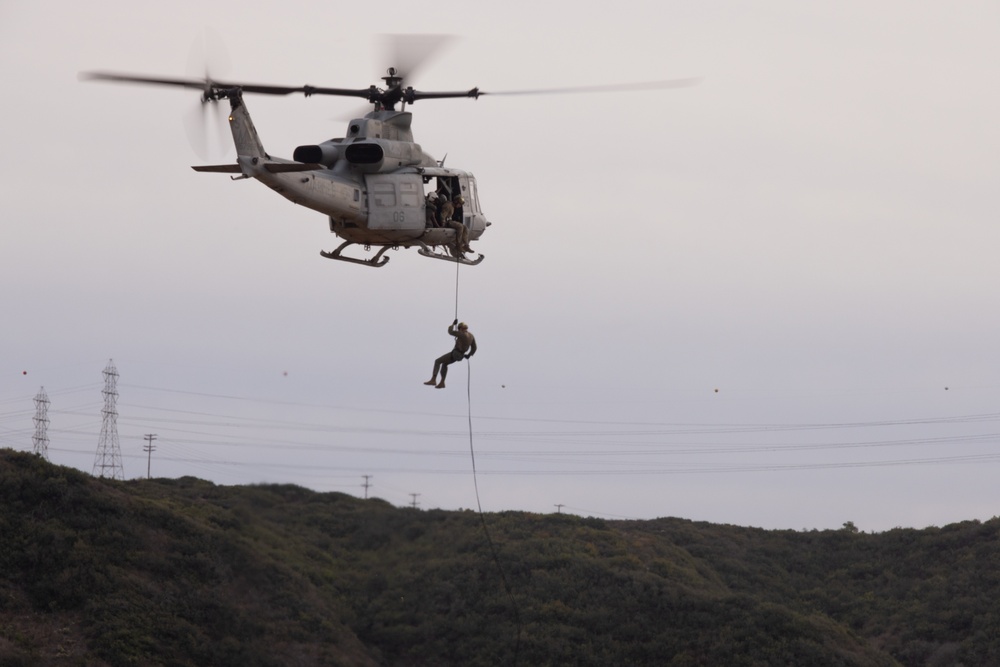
[184,28,232,159]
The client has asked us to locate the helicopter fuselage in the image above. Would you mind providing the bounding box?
[254,162,487,247]
[198,92,489,265]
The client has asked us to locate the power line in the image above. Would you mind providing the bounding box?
[111,381,1000,429]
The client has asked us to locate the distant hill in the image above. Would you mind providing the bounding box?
[2,449,998,666]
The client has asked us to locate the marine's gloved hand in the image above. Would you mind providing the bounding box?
[453,319,458,325]
[464,354,472,359]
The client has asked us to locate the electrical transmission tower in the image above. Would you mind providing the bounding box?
[92,359,125,480]
[32,387,50,460]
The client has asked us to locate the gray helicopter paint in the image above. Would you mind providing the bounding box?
[367,173,424,231]
[225,92,485,248]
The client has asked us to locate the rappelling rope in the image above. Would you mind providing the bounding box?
[455,261,521,663]
[465,361,521,664]
[454,260,461,322]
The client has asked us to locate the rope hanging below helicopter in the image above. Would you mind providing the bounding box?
[454,261,461,323]
[447,260,521,662]
[462,337,521,664]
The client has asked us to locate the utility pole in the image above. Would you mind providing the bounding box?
[554,504,565,514]
[409,493,420,509]
[361,475,373,499]
[143,434,157,479]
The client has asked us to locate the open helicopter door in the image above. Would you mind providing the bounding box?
[420,168,490,241]
[365,173,425,231]
[456,173,488,240]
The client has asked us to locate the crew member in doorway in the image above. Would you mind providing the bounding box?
[425,192,441,227]
[439,196,470,256]
[424,319,477,389]
[452,196,470,252]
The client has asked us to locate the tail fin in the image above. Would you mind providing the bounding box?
[226,91,266,159]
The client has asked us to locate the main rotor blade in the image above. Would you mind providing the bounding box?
[478,77,702,96]
[381,34,456,82]
[81,71,375,100]
[82,70,701,108]
[81,71,213,91]
[406,88,482,103]
[187,27,232,85]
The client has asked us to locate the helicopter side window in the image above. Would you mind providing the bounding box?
[372,182,395,207]
[466,179,479,212]
[400,181,420,208]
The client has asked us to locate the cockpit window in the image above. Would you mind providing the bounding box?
[467,179,479,212]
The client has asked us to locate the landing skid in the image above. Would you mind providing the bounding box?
[320,241,391,268]
[417,242,485,266]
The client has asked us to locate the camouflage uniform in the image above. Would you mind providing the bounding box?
[439,197,470,254]
[425,322,477,388]
[439,197,454,222]
[425,193,440,227]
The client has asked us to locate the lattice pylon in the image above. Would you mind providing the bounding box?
[92,359,125,480]
[32,387,50,460]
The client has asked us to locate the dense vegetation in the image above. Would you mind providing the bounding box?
[1,449,998,666]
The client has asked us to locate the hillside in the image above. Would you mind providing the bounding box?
[1,449,997,666]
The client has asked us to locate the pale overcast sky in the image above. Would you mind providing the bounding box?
[2,1,999,531]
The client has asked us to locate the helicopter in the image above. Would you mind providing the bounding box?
[84,44,698,268]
